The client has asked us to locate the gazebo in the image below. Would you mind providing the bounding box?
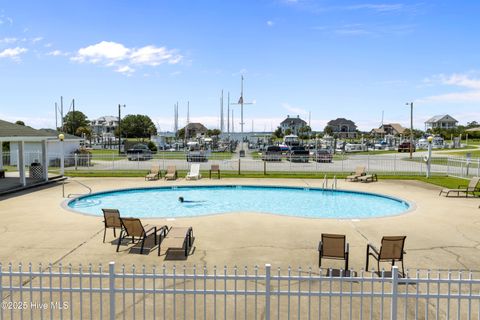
[0,120,53,187]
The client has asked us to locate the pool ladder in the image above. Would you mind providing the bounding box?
[322,175,337,190]
[62,178,92,198]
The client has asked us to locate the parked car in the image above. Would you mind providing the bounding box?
[127,144,153,161]
[398,142,416,153]
[313,149,333,163]
[186,150,207,162]
[261,145,282,161]
[286,146,309,162]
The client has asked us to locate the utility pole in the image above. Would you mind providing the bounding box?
[55,102,58,130]
[118,104,125,154]
[72,99,75,135]
[406,102,414,159]
[60,96,64,132]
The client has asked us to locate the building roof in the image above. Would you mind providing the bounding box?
[327,118,356,127]
[280,115,307,126]
[425,114,458,123]
[0,119,52,141]
[466,127,480,132]
[184,122,208,132]
[386,123,406,134]
[91,116,119,124]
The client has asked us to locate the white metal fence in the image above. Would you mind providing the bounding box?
[1,262,480,319]
[2,152,480,178]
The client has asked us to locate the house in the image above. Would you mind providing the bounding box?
[326,118,357,139]
[371,123,406,138]
[90,116,119,142]
[425,115,458,131]
[279,115,307,135]
[184,123,208,139]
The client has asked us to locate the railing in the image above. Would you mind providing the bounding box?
[2,152,480,178]
[62,178,92,198]
[1,262,480,319]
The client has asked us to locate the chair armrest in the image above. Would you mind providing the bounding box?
[367,243,380,256]
[144,226,157,236]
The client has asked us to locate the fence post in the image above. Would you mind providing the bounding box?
[112,153,115,170]
[265,264,271,320]
[109,261,116,320]
[477,158,480,177]
[238,158,241,175]
[390,266,398,320]
[263,160,266,175]
[74,154,78,170]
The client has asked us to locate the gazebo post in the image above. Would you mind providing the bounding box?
[42,140,49,182]
[0,143,3,170]
[18,141,26,186]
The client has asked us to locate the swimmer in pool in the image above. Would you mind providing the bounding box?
[178,196,205,203]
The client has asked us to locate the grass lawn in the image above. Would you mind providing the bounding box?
[347,150,399,155]
[442,150,480,158]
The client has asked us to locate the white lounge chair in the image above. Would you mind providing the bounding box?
[186,164,202,180]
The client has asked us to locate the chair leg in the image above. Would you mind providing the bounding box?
[103,228,106,243]
[345,253,349,271]
[113,228,116,237]
[116,230,124,252]
[365,247,369,271]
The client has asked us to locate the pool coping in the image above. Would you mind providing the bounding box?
[61,184,416,220]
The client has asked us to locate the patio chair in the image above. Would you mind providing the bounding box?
[158,226,194,257]
[209,164,220,179]
[366,236,406,275]
[145,164,161,181]
[102,209,122,243]
[346,166,366,181]
[116,217,168,254]
[358,173,378,183]
[164,166,177,180]
[186,163,201,180]
[439,176,480,198]
[318,233,349,270]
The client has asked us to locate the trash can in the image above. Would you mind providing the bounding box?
[29,162,43,179]
[239,150,245,157]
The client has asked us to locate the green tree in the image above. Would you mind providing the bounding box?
[273,126,283,139]
[284,128,292,136]
[298,125,312,140]
[466,121,479,128]
[324,125,333,136]
[15,120,25,126]
[176,128,185,139]
[120,114,157,139]
[63,111,89,135]
[207,129,221,137]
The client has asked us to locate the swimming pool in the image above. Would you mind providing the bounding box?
[66,185,411,219]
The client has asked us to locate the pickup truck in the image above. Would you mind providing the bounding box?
[261,146,282,161]
[126,145,153,161]
[286,146,309,162]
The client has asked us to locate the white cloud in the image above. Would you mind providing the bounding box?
[0,37,17,44]
[282,103,308,117]
[0,14,13,25]
[72,41,130,64]
[115,65,135,74]
[71,41,182,74]
[47,50,68,56]
[419,72,480,103]
[266,20,274,27]
[31,36,43,43]
[0,47,27,61]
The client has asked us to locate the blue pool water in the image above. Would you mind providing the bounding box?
[67,186,410,219]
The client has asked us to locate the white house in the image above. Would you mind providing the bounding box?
[425,115,458,130]
[91,116,119,142]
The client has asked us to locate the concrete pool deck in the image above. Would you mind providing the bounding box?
[0,177,479,271]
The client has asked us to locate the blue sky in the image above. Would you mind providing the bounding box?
[1,0,479,131]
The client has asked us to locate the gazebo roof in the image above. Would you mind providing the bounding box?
[0,119,52,142]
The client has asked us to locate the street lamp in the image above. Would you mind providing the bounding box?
[58,133,65,176]
[405,102,414,159]
[426,135,433,178]
[118,104,126,154]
